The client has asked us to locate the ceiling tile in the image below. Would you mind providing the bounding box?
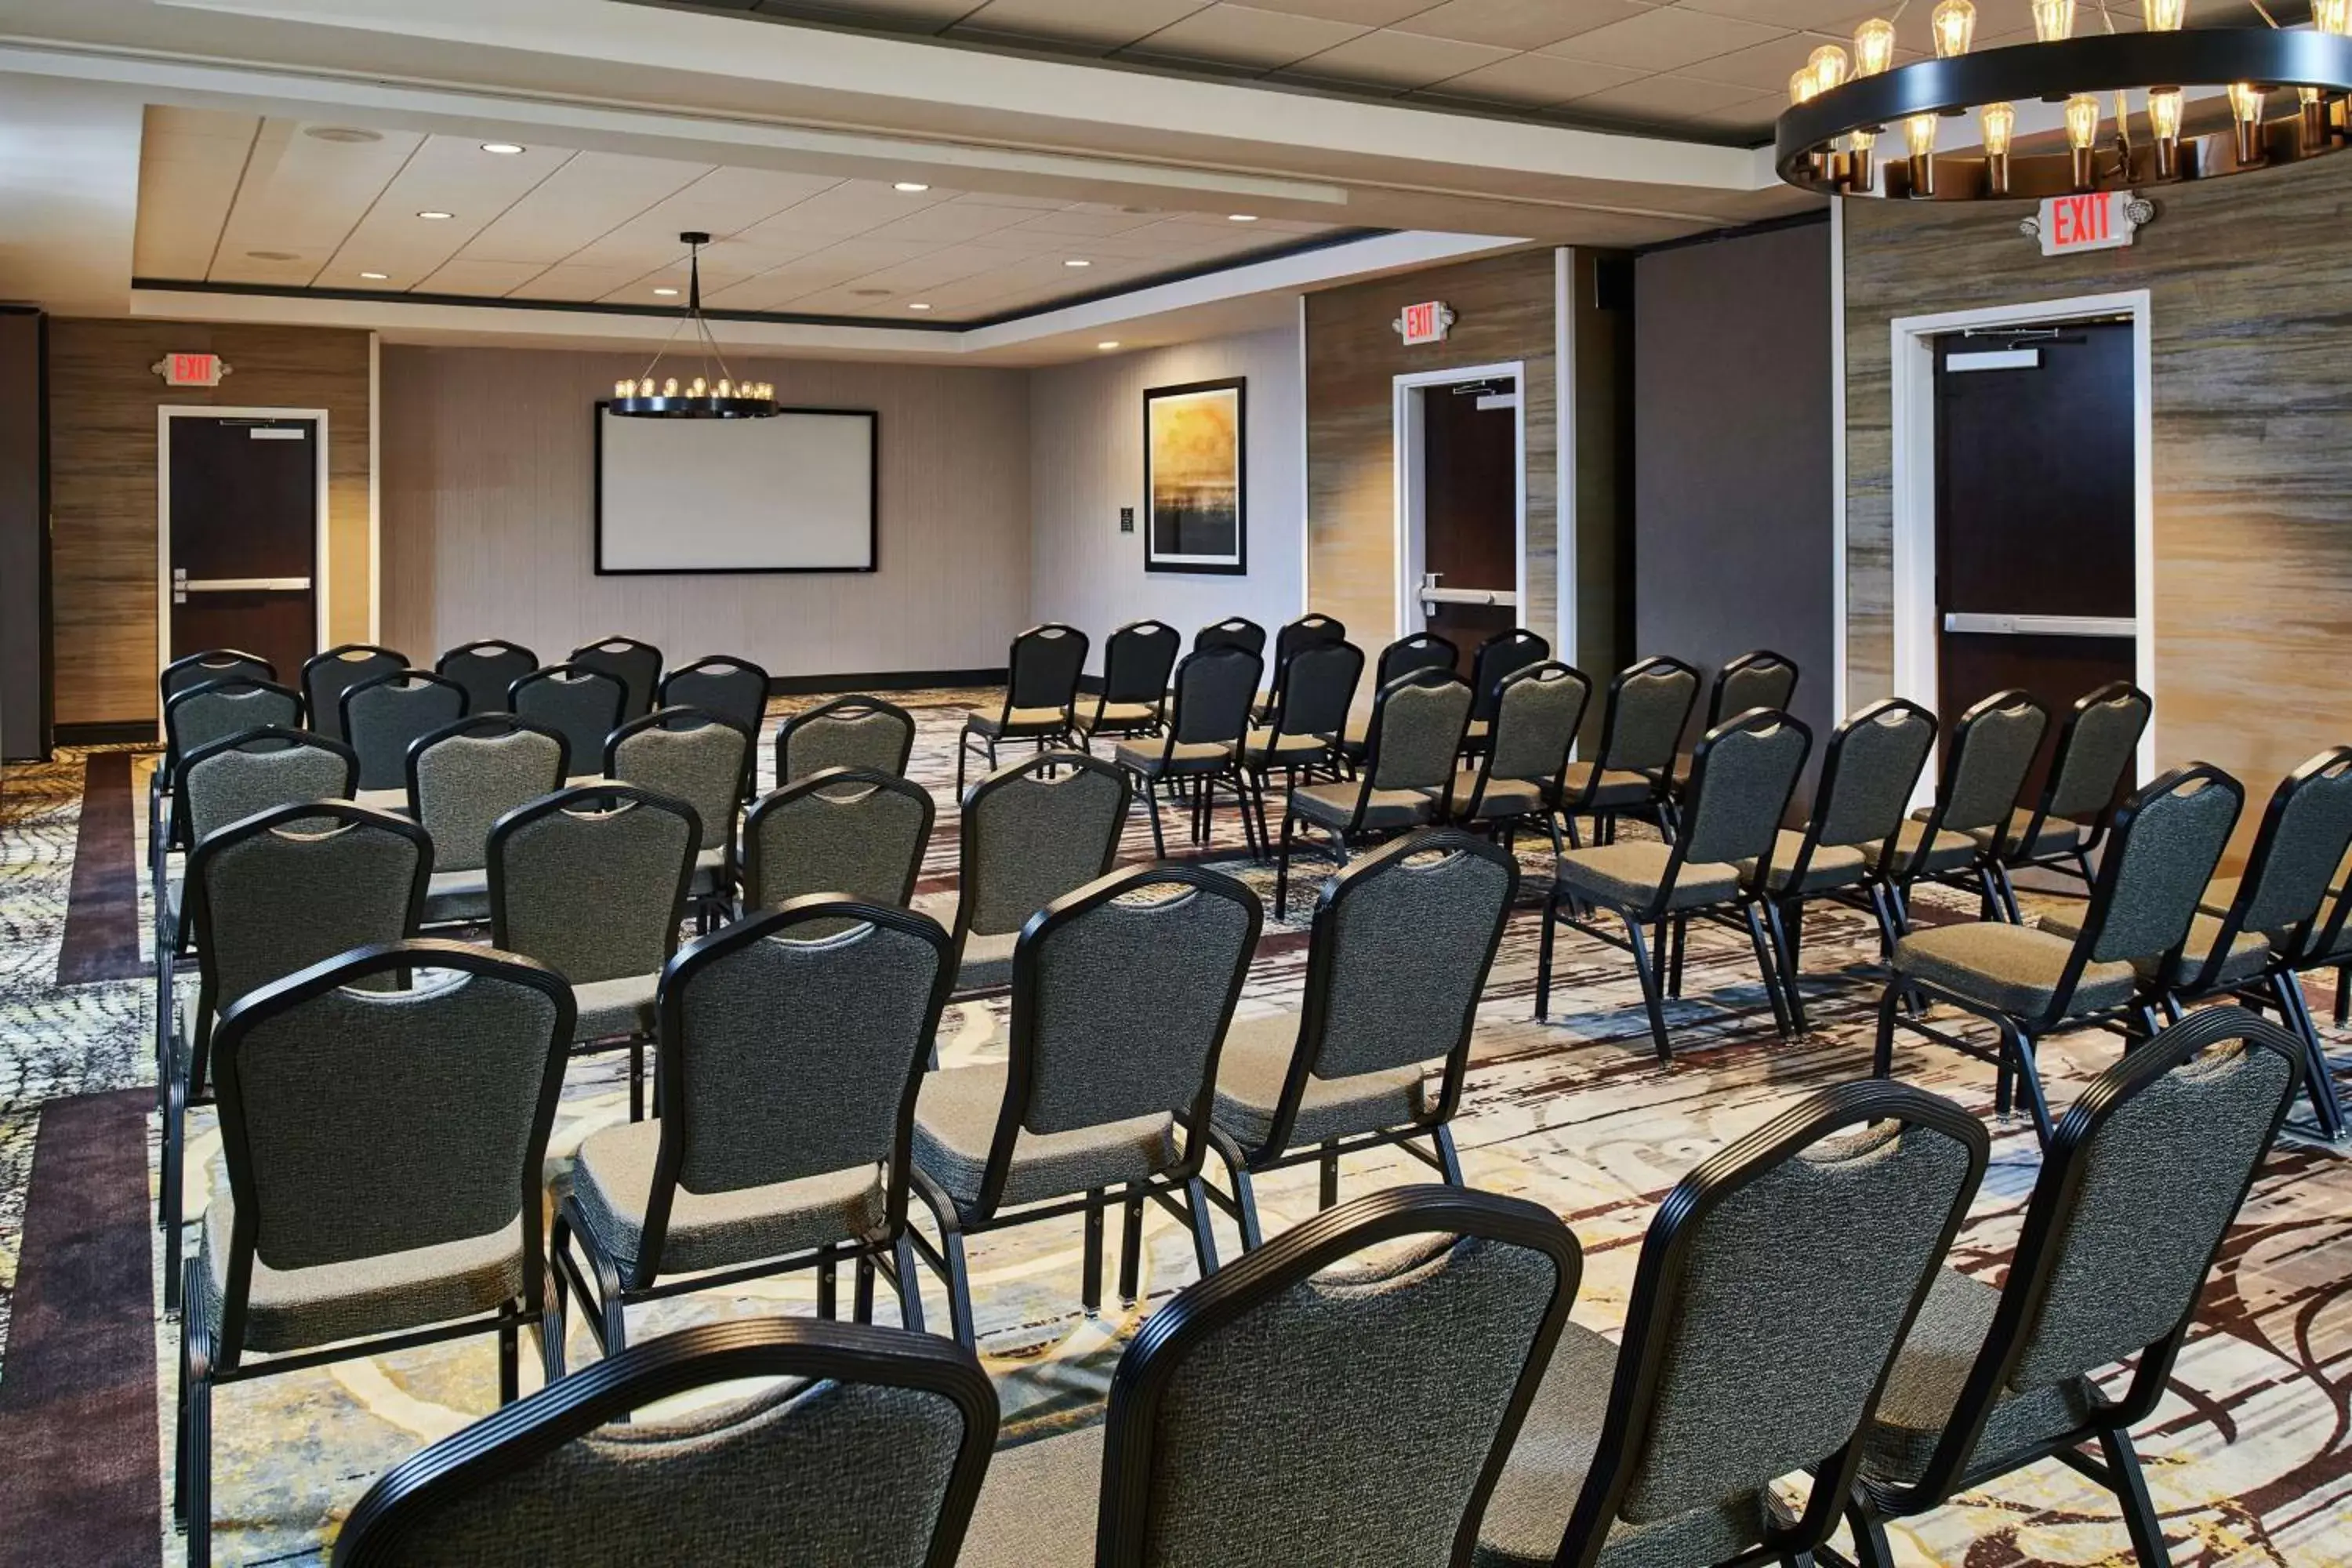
[509,262,663,301]
[949,0,1213,49]
[214,119,425,274]
[460,152,712,264]
[1121,4,1370,68]
[748,0,978,26]
[946,189,1071,209]
[1409,49,1642,103]
[1827,0,2034,56]
[1570,71,1778,119]
[1279,27,1518,89]
[1547,5,1786,70]
[1675,28,1831,89]
[1236,0,1429,20]
[1674,0,1876,27]
[410,257,550,295]
[134,107,260,279]
[1393,0,1656,50]
[1005,205,1171,236]
[320,136,574,288]
[858,201,1044,242]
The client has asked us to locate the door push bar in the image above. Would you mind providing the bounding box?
[1942,612,2136,638]
[172,569,311,604]
[1419,572,1519,612]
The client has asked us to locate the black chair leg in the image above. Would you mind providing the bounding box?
[1118,1184,1146,1304]
[1871,983,1903,1078]
[892,1232,928,1334]
[2336,964,2349,1027]
[1317,1144,1340,1210]
[1184,1175,1220,1277]
[1081,1189,1105,1316]
[1144,779,1169,858]
[2098,1425,2175,1567]
[854,1254,877,1323]
[498,1316,520,1403]
[1274,812,1296,920]
[1767,897,1809,1033]
[1535,890,1559,1020]
[1433,1123,1465,1185]
[1666,913,1689,999]
[176,1270,213,1563]
[2276,971,2348,1141]
[1741,902,1793,1036]
[1993,861,2024,924]
[817,1258,839,1319]
[1623,910,1674,1062]
[1844,1501,1899,1568]
[2009,1022,2056,1146]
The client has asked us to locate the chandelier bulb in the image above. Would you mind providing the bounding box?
[613,379,632,398]
[2317,0,2351,34]
[2063,93,2103,150]
[1853,17,1897,76]
[662,378,679,397]
[716,378,732,397]
[1980,101,2016,158]
[2227,82,2266,125]
[1790,67,1820,105]
[1904,112,1940,158]
[1930,0,1976,57]
[1808,44,1849,91]
[2030,0,2074,41]
[2147,87,2183,141]
[2142,0,2184,31]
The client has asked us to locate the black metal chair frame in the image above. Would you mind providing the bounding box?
[775,692,918,786]
[1536,709,1813,1061]
[1336,634,1460,767]
[153,653,282,891]
[1192,615,1266,656]
[300,643,407,743]
[551,898,957,1356]
[1079,620,1180,746]
[176,939,575,1566]
[568,634,665,720]
[1116,644,1266,860]
[1872,763,2246,1148]
[1252,612,1347,721]
[948,750,1131,995]
[156,674,307,876]
[1273,667,1470,920]
[1461,626,1552,757]
[1565,654,1699,844]
[959,623,1088,793]
[1203,829,1516,1250]
[655,653,772,752]
[340,668,472,789]
[1881,688,2049,935]
[742,767,936,916]
[604,704,756,923]
[1241,638,1364,853]
[1453,660,1592,853]
[1982,680,2151,919]
[1098,1185,1581,1568]
[1705,649,1801,730]
[434,638,538,714]
[906,862,1261,1348]
[1831,1007,2301,1568]
[506,662,627,773]
[330,1317,999,1568]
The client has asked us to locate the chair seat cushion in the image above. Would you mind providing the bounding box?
[1556,842,1739,913]
[423,866,489,924]
[1559,762,1656,811]
[1338,715,1370,757]
[968,706,1069,739]
[198,1206,521,1355]
[913,1062,1178,1223]
[2039,911,2271,990]
[1739,831,1867,894]
[1474,1319,1774,1568]
[1289,781,1433,831]
[568,1119,887,1279]
[1115,739,1233,777]
[1210,1010,1435,1153]
[1451,771,1545,821]
[354,786,408,812]
[958,1422,1102,1568]
[572,974,659,1041]
[1867,819,1980,876]
[1890,923,2140,1016]
[911,894,1018,993]
[1861,1267,2095,1487]
[1245,728,1329,766]
[1075,700,1160,735]
[1972,817,2085,859]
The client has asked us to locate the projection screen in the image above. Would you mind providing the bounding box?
[594,406,877,573]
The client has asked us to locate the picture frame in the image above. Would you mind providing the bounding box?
[1142,377,1246,575]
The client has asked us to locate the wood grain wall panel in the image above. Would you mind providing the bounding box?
[1843,153,2352,833]
[379,347,1030,679]
[47,319,372,726]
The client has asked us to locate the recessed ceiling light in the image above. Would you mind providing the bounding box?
[1228,212,1259,222]
[416,210,454,220]
[907,302,933,311]
[480,142,524,155]
[894,181,931,193]
[1096,340,1121,350]
[359,270,390,281]
[652,286,680,296]
[1064,258,1092,268]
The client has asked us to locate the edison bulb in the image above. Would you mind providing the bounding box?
[1808,44,1850,90]
[1930,0,1976,56]
[1980,101,2017,157]
[614,379,632,397]
[2030,0,2074,40]
[662,377,679,397]
[716,378,732,397]
[2064,93,2103,150]
[2228,81,2266,124]
[2142,0,2184,30]
[1904,113,1940,158]
[2317,0,2351,34]
[2147,87,2183,140]
[1853,17,1897,76]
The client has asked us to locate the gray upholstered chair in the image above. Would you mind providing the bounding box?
[342,669,469,793]
[1074,619,1179,748]
[300,643,406,745]
[775,693,917,786]
[551,898,955,1352]
[329,1319,997,1568]
[161,800,430,1310]
[510,662,626,775]
[1462,627,1551,756]
[176,940,572,1568]
[1451,660,1592,849]
[434,638,537,717]
[1869,688,2047,933]
[1241,637,1363,845]
[1208,829,1517,1248]
[1669,648,1801,797]
[405,716,568,924]
[656,654,770,742]
[153,650,281,869]
[569,634,664,720]
[1114,643,1264,858]
[1251,611,1348,722]
[913,750,1131,994]
[1274,666,1472,920]
[607,706,752,920]
[742,768,935,919]
[960,1187,1581,1568]
[1472,1081,1989,1568]
[1337,632,1460,764]
[1537,709,1813,1061]
[176,726,358,848]
[1843,1007,2302,1568]
[1560,655,1700,844]
[488,785,699,1121]
[959,622,1087,793]
[1875,763,2245,1146]
[1746,699,1939,1032]
[907,864,1261,1345]
[1980,681,2151,916]
[158,675,305,872]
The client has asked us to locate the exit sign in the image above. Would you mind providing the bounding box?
[2033,191,2146,257]
[1394,299,1455,346]
[154,351,228,387]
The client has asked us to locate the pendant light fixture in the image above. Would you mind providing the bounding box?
[607,232,779,419]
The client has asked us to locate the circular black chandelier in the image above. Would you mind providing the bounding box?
[1777,2,2352,200]
[607,231,779,418]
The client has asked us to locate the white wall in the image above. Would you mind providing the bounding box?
[1028,325,1305,671]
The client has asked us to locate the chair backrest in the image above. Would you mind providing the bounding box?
[330,1319,997,1568]
[607,706,751,856]
[2039,681,2151,824]
[302,644,407,743]
[178,728,357,846]
[1375,632,1459,689]
[1597,655,1701,775]
[1932,688,2048,836]
[1677,710,1813,869]
[1098,621,1181,707]
[775,695,916,786]
[1468,628,1551,723]
[434,640,537,717]
[742,769,935,915]
[1811,699,1939,851]
[1266,613,1346,705]
[1482,661,1590,786]
[163,648,276,712]
[1166,644,1261,748]
[569,635,664,720]
[1002,622,1088,717]
[165,677,303,778]
[1363,668,1473,796]
[1548,1083,1988,1568]
[1895,1007,2301,1502]
[342,670,470,791]
[1267,639,1363,742]
[1708,649,1799,728]
[2071,764,2244,969]
[1193,616,1266,657]
[957,751,1131,939]
[2223,746,2352,960]
[640,899,953,1280]
[208,941,570,1364]
[405,717,568,876]
[488,786,699,987]
[657,655,771,738]
[1098,1188,1581,1568]
[509,663,626,772]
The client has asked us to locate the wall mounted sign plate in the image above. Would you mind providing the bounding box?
[1394,300,1456,346]
[153,352,229,387]
[2020,191,2154,256]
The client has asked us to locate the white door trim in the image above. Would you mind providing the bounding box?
[1555,246,1576,668]
[1886,290,2155,791]
[1391,359,1528,641]
[1829,199,1849,721]
[157,405,332,728]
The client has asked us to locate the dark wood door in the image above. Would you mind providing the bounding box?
[1934,322,2136,792]
[1418,383,1518,673]
[167,416,318,686]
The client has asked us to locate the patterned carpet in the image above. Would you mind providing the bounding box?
[2,691,2350,1565]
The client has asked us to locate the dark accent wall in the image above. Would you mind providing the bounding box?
[1634,219,1835,753]
[0,310,45,760]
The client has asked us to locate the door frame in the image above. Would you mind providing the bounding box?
[1887,291,2155,793]
[1390,360,1528,642]
[156,405,331,720]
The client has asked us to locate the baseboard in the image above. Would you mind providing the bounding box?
[53,722,157,747]
[765,668,1005,697]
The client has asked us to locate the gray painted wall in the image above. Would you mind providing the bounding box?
[0,311,42,759]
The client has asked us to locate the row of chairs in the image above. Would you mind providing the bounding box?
[309,1007,2302,1568]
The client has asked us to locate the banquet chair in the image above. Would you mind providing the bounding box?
[435,639,537,717]
[1252,612,1347,722]
[959,622,1087,793]
[1114,643,1263,858]
[907,864,1260,1345]
[510,662,626,777]
[1472,1081,1987,1568]
[1193,615,1266,657]
[1337,631,1461,766]
[1207,829,1516,1248]
[1871,688,2047,932]
[155,675,304,877]
[656,655,771,743]
[958,1187,1581,1568]
[1450,660,1591,848]
[404,716,568,924]
[342,669,469,793]
[742,768,934,919]
[177,940,572,1568]
[1461,627,1552,757]
[606,706,752,920]
[1241,637,1363,848]
[1980,681,2151,916]
[1274,666,1472,920]
[550,897,955,1352]
[299,643,405,745]
[1668,648,1800,798]
[1073,619,1179,750]
[775,694,916,786]
[1560,655,1700,844]
[569,634,664,721]
[330,1319,998,1568]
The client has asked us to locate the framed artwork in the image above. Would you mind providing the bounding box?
[1143,377,1246,575]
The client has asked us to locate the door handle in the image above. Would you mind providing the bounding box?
[176,577,312,593]
[1942,612,2135,637]
[1421,586,1520,608]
